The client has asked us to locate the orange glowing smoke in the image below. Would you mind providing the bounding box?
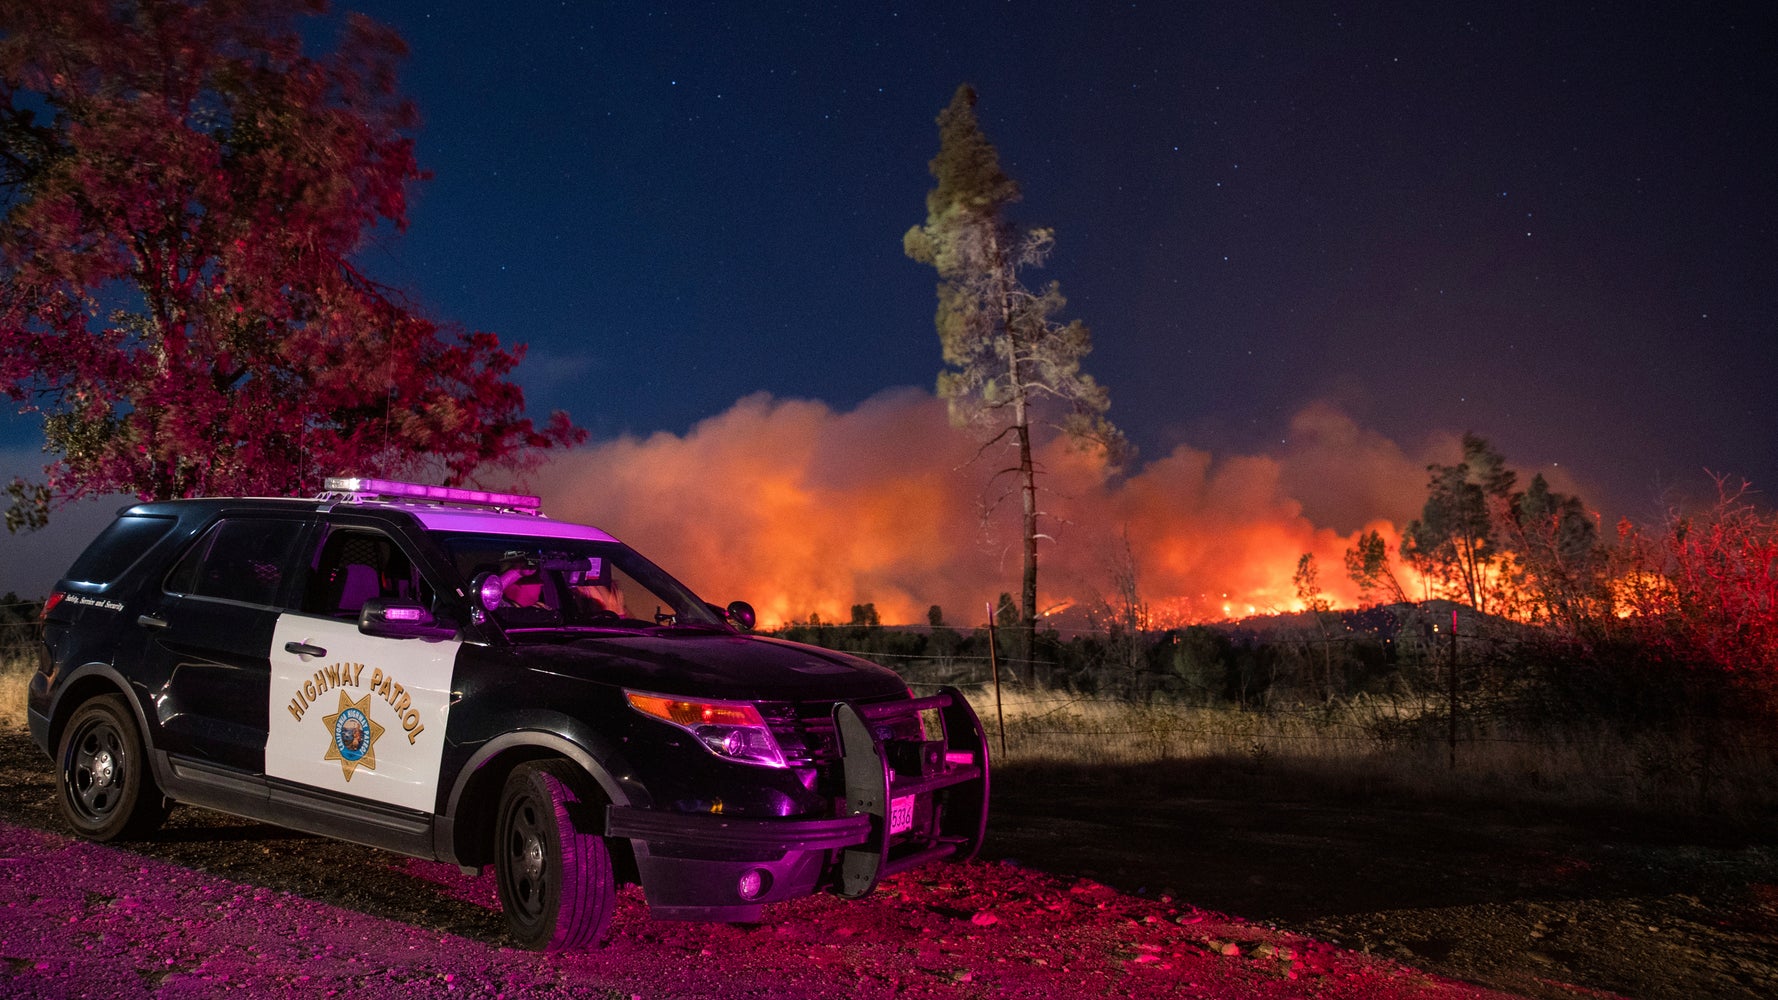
[535,390,1440,628]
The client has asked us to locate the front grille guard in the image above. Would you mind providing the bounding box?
[832,685,990,899]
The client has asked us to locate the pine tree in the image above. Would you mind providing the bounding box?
[1403,434,1517,615]
[904,84,1125,673]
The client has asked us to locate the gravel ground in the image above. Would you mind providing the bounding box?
[3,728,1775,999]
[990,763,1778,1000]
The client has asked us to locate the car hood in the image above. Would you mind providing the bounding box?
[502,630,910,703]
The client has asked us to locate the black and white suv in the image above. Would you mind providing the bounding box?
[26,478,989,949]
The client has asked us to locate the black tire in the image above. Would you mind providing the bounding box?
[494,760,617,950]
[55,694,170,841]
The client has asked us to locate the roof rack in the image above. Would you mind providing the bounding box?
[319,477,544,514]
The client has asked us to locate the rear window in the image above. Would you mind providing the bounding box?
[63,514,177,587]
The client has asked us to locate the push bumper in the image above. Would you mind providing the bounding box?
[605,686,990,921]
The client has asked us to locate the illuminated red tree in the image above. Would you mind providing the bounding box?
[1612,483,1778,678]
[0,0,581,529]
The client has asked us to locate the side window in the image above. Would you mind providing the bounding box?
[64,513,177,587]
[163,518,305,606]
[298,527,431,619]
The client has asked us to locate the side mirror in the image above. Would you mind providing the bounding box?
[725,600,756,631]
[359,599,457,640]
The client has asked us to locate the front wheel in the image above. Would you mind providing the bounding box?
[56,694,170,841]
[494,761,617,950]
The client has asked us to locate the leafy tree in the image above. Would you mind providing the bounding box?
[924,605,965,674]
[1292,553,1330,615]
[904,84,1125,667]
[1375,434,1602,627]
[1344,528,1416,607]
[1402,434,1517,615]
[0,0,580,530]
[1499,472,1605,630]
[993,591,1018,629]
[1293,552,1339,698]
[1154,625,1232,704]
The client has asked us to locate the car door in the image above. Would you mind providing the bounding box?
[141,513,312,774]
[264,523,461,814]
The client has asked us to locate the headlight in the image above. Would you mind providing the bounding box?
[625,691,788,768]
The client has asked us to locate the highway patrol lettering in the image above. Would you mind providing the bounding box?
[282,663,428,746]
[285,662,365,723]
[366,667,429,745]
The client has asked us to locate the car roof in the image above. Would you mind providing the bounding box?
[114,487,620,543]
[385,504,618,542]
[317,478,620,541]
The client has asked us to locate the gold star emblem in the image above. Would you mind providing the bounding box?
[321,690,384,781]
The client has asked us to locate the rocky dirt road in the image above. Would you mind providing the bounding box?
[2,729,1773,999]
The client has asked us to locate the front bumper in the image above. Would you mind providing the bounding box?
[605,686,990,921]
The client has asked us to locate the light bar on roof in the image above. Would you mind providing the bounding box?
[323,477,543,511]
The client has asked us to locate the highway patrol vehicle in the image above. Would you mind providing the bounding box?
[27,478,989,949]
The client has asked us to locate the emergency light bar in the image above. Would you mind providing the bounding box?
[322,477,544,513]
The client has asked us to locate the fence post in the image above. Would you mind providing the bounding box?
[1448,606,1459,771]
[985,601,1006,759]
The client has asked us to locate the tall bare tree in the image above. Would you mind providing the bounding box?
[904,84,1125,671]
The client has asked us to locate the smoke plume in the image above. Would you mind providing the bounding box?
[536,389,1440,628]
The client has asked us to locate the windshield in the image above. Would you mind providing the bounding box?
[430,532,725,632]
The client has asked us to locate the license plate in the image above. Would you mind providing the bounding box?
[889,794,916,835]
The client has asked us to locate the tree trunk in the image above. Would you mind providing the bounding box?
[992,229,1040,685]
[1017,415,1038,684]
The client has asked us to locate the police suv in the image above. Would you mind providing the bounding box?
[27,478,989,949]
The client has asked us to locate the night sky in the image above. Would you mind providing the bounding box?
[3,3,1774,609]
[343,2,1773,516]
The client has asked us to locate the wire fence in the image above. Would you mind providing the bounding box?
[782,617,1778,768]
[0,602,41,659]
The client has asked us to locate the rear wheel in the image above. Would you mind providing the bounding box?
[494,760,617,950]
[56,694,170,841]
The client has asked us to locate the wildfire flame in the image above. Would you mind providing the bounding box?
[536,390,1443,629]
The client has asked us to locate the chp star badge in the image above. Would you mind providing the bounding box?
[322,690,385,780]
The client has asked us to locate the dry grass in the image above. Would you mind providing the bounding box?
[5,653,1770,819]
[971,686,1778,820]
[0,652,31,732]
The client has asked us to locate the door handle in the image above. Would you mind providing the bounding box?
[137,614,168,629]
[284,641,327,658]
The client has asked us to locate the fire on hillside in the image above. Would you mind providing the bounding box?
[532,390,1522,630]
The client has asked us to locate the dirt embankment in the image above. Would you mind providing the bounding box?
[2,729,1774,999]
